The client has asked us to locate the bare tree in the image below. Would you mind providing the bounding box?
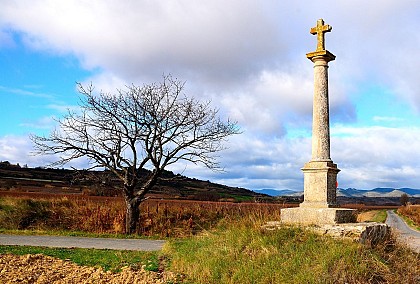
[400,193,409,206]
[31,75,239,234]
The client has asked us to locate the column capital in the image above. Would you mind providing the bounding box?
[306,50,336,62]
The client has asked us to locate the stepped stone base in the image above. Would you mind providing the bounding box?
[263,221,390,245]
[280,207,357,225]
[312,222,390,245]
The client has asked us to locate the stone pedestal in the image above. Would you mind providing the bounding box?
[311,222,391,245]
[300,161,339,208]
[280,207,357,225]
[263,221,390,246]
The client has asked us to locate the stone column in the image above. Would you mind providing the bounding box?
[280,19,357,224]
[311,56,332,161]
[300,24,339,209]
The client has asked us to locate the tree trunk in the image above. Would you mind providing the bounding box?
[123,175,156,234]
[125,195,141,234]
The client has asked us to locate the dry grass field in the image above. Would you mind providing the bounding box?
[398,204,420,227]
[0,190,405,238]
[1,191,419,283]
[0,192,285,237]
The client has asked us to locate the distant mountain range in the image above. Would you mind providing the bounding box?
[253,189,303,197]
[254,188,420,198]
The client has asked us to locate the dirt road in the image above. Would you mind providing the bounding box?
[386,210,420,253]
[0,234,165,251]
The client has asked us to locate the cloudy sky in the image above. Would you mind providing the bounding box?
[1,1,420,191]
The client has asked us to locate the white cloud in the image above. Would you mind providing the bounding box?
[175,124,420,190]
[0,28,15,48]
[0,1,283,83]
[372,116,404,123]
[19,116,56,130]
[46,104,78,113]
[0,135,90,169]
[2,123,420,191]
[1,1,420,190]
[331,126,420,189]
[0,85,53,99]
[79,72,128,94]
[0,135,48,166]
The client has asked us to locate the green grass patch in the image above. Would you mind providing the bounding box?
[0,245,159,272]
[163,220,420,283]
[371,209,388,223]
[218,193,254,202]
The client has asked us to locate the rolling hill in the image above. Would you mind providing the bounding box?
[0,161,270,202]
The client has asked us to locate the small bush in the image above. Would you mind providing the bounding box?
[0,198,51,229]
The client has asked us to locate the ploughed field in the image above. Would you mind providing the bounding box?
[0,254,176,284]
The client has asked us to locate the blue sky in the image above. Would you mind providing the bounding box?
[1,37,85,136]
[1,1,420,190]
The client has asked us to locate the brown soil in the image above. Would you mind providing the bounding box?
[0,254,178,283]
[357,210,379,222]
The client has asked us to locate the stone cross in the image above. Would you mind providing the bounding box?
[305,19,335,164]
[310,19,332,52]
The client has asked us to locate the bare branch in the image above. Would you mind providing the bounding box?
[30,75,240,234]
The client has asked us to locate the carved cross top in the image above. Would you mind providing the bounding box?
[310,19,332,52]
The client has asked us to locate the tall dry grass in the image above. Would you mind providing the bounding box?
[0,196,124,233]
[166,215,420,284]
[0,195,282,237]
[398,204,420,226]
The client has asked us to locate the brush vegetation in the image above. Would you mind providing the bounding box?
[165,216,420,283]
[398,204,420,230]
[0,195,282,237]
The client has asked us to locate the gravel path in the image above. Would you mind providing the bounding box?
[0,234,165,251]
[385,210,420,253]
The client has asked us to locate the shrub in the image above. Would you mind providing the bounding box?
[0,198,51,229]
[398,204,420,226]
